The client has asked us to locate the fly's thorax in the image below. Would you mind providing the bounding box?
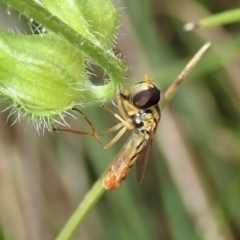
[131,106,160,134]
[131,109,152,129]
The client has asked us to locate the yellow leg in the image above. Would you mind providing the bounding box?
[118,95,139,116]
[104,126,127,149]
[101,103,134,130]
[116,94,129,120]
[54,108,131,149]
[99,122,125,136]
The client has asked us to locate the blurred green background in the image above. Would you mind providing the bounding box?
[1,0,240,240]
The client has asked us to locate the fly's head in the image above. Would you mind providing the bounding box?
[121,76,161,110]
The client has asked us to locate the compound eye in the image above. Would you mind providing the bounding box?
[133,85,161,109]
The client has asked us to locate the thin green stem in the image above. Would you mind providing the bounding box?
[201,8,240,27]
[55,176,105,240]
[184,8,240,31]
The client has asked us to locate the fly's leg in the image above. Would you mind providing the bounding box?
[100,103,135,130]
[118,94,139,116]
[53,108,133,149]
[53,107,103,147]
[115,94,129,120]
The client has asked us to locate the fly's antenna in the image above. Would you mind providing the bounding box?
[144,74,153,88]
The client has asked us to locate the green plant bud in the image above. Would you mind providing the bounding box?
[41,0,119,49]
[0,31,87,119]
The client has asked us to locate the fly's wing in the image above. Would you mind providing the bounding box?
[136,138,153,184]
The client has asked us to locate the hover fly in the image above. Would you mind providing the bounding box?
[101,75,160,189]
[54,43,211,190]
[54,75,160,190]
